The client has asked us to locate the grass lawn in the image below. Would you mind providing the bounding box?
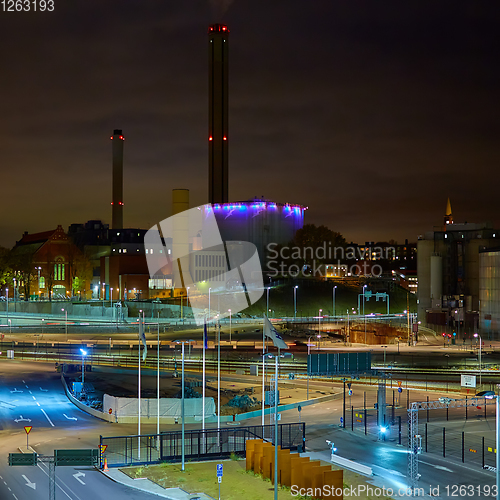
[122,458,394,500]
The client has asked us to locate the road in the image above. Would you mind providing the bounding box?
[0,361,161,500]
[1,357,499,500]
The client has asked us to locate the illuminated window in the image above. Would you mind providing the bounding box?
[39,277,45,289]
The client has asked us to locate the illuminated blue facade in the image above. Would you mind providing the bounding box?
[202,199,306,265]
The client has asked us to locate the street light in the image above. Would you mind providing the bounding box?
[333,285,337,317]
[293,286,298,319]
[318,309,322,336]
[228,309,232,343]
[5,288,8,319]
[266,287,270,314]
[174,339,195,472]
[474,333,482,387]
[62,308,68,341]
[80,349,87,390]
[208,287,211,322]
[363,285,367,344]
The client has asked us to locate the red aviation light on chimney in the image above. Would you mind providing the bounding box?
[223,136,227,140]
[119,135,124,140]
[209,136,213,141]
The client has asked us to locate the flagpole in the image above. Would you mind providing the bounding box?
[157,319,160,439]
[138,313,141,460]
[202,318,206,452]
[262,314,265,427]
[274,347,279,500]
[217,316,220,431]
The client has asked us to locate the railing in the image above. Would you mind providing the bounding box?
[100,422,306,468]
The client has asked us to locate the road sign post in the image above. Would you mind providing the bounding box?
[24,425,32,450]
[216,463,223,500]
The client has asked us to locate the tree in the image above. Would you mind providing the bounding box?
[11,249,36,300]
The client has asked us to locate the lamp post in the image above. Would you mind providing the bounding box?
[62,308,68,341]
[333,286,337,317]
[208,287,211,322]
[80,349,87,388]
[318,309,322,336]
[186,287,190,321]
[293,286,298,319]
[228,309,232,343]
[5,288,8,319]
[174,339,194,472]
[474,333,482,387]
[307,336,314,400]
[363,285,367,344]
[266,287,270,315]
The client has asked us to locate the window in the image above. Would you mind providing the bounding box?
[39,277,45,289]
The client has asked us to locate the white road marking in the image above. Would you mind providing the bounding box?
[25,385,29,389]
[13,494,19,500]
[7,487,11,491]
[419,460,453,472]
[63,414,77,421]
[36,402,40,406]
[73,472,85,485]
[21,475,36,490]
[40,409,54,427]
[28,391,32,395]
[22,380,25,384]
[14,416,32,423]
[37,463,82,500]
[32,396,36,401]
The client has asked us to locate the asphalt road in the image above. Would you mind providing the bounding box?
[0,361,161,500]
[1,358,499,500]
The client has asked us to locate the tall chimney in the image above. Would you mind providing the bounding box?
[208,24,229,204]
[172,189,190,290]
[111,129,124,229]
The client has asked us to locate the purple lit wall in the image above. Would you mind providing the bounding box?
[203,199,306,265]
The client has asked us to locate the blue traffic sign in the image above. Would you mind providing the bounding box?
[340,417,344,424]
[217,464,223,477]
[398,387,402,393]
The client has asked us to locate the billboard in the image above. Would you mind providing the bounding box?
[307,352,371,376]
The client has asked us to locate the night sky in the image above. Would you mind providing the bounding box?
[0,1,499,248]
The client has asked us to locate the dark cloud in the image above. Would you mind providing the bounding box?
[0,0,498,247]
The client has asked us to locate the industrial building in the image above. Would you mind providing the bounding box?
[417,199,499,334]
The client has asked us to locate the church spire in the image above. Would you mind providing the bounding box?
[444,197,453,228]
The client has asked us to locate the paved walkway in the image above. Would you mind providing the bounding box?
[101,468,214,500]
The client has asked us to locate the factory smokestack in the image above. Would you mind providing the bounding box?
[208,24,229,204]
[111,129,124,229]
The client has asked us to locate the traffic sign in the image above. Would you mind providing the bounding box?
[218,476,222,483]
[216,463,223,477]
[297,405,302,412]
[397,381,402,388]
[347,382,351,389]
[55,449,98,467]
[8,453,37,466]
[24,426,32,435]
[398,387,402,393]
[340,417,343,424]
[99,445,108,454]
[108,408,112,414]
[348,390,353,396]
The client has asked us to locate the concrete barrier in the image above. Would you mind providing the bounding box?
[61,375,114,422]
[330,454,373,476]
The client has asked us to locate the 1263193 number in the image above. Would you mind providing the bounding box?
[445,484,497,497]
[1,0,54,11]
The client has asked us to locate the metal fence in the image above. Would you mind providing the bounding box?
[100,422,306,468]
